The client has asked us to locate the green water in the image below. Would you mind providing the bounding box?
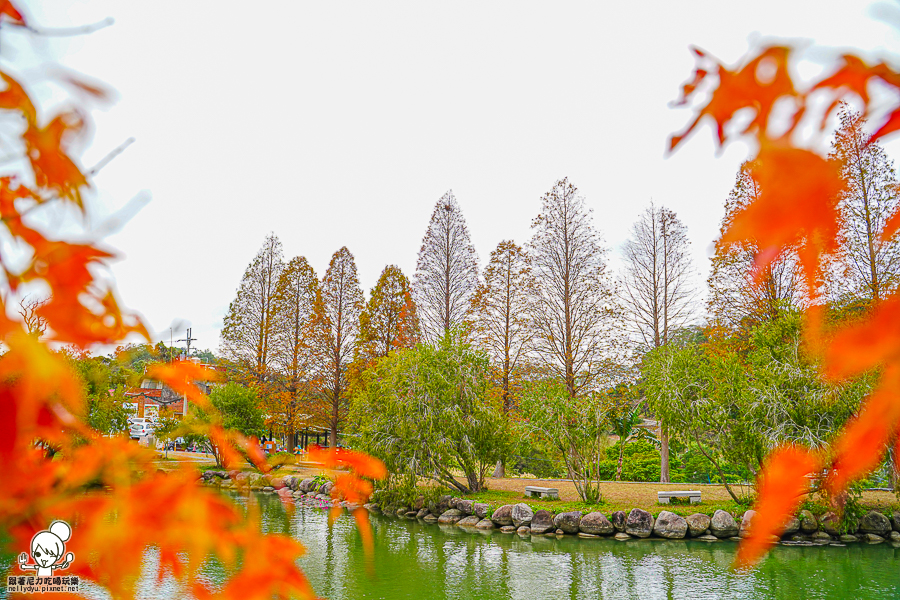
[215,494,900,599]
[7,493,900,599]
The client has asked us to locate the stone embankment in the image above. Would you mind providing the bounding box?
[200,472,900,546]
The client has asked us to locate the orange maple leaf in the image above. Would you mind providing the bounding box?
[23,111,90,207]
[720,143,844,292]
[823,370,900,494]
[147,359,219,409]
[734,446,822,569]
[0,1,24,25]
[0,70,35,124]
[670,46,798,151]
[824,292,900,380]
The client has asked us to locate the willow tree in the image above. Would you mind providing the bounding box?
[350,332,507,493]
[621,202,695,482]
[220,233,284,382]
[529,178,622,399]
[271,256,320,449]
[413,191,480,342]
[317,247,364,447]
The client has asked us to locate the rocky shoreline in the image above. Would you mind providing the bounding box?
[201,471,900,547]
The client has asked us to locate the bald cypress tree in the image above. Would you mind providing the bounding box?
[529,178,621,399]
[414,191,480,342]
[220,233,284,382]
[317,247,364,447]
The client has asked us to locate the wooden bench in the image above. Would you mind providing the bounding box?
[524,486,559,500]
[657,490,701,504]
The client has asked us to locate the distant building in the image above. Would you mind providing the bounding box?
[124,360,224,418]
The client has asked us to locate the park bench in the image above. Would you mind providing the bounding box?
[524,486,559,500]
[657,490,701,504]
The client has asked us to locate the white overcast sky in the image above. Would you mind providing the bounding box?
[12,1,900,354]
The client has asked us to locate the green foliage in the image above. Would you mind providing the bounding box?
[180,382,266,466]
[518,378,609,504]
[509,436,566,479]
[209,382,266,438]
[86,388,131,435]
[643,309,870,502]
[350,330,510,493]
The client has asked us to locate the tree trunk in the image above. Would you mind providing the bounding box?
[660,422,670,483]
[616,445,624,481]
[492,460,505,478]
[465,470,481,493]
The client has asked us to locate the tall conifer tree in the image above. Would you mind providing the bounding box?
[220,233,284,382]
[414,191,480,342]
[317,246,364,447]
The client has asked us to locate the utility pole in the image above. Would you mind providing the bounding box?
[174,328,198,417]
[175,328,197,360]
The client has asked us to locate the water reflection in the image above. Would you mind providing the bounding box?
[257,496,898,600]
[7,493,895,600]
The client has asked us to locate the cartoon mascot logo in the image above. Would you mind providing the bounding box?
[18,520,75,577]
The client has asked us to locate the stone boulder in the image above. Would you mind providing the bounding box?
[610,511,627,532]
[861,533,885,544]
[428,495,453,517]
[782,516,800,536]
[457,515,481,527]
[517,526,531,535]
[686,513,711,538]
[423,514,438,523]
[579,512,614,536]
[298,478,316,492]
[819,512,841,536]
[529,510,555,534]
[320,481,334,495]
[614,532,631,541]
[859,511,892,537]
[475,519,494,530]
[491,505,514,526]
[739,510,756,538]
[457,499,475,516]
[799,510,817,533]
[500,525,517,533]
[710,510,738,538]
[553,511,583,534]
[415,508,429,519]
[624,508,654,538]
[891,512,900,532]
[511,503,534,528]
[438,509,464,525]
[474,503,490,519]
[653,511,687,539]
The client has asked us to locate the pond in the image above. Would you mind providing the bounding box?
[6,493,900,599]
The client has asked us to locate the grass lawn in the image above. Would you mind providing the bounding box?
[155,455,899,519]
[466,479,899,518]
